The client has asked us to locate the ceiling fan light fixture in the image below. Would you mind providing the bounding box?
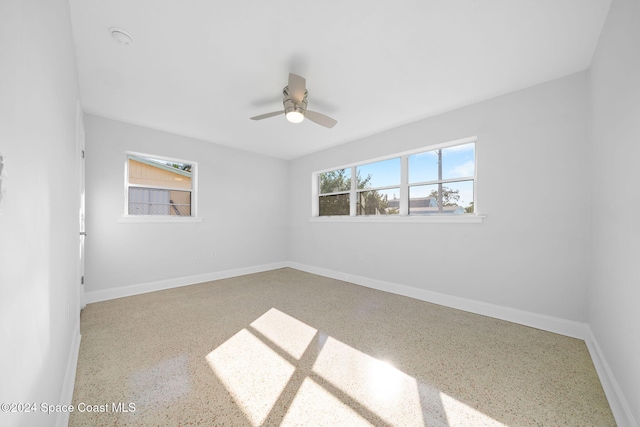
[286,110,304,123]
[250,73,337,128]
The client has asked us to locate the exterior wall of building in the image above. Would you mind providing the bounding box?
[128,158,192,189]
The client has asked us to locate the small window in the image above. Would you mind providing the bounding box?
[125,153,196,217]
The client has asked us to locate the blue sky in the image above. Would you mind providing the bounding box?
[355,143,475,208]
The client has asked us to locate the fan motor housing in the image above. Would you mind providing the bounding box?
[283,86,308,116]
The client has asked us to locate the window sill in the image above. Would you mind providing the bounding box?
[309,214,484,224]
[117,215,203,223]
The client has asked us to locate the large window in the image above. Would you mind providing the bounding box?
[125,153,196,217]
[314,137,476,219]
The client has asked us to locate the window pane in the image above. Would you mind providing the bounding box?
[129,187,169,215]
[409,143,475,184]
[319,169,351,194]
[409,181,473,215]
[357,189,400,216]
[408,151,438,184]
[442,143,475,180]
[445,180,474,213]
[319,194,350,216]
[356,158,400,189]
[128,187,192,216]
[169,190,192,216]
[408,184,439,215]
[128,155,193,189]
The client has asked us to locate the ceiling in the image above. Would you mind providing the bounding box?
[68,0,611,160]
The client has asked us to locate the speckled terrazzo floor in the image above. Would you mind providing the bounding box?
[70,268,615,426]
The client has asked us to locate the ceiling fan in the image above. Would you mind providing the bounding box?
[250,73,337,128]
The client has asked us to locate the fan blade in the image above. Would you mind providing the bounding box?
[305,110,337,128]
[288,73,306,105]
[250,110,284,120]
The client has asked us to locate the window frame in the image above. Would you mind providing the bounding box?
[312,136,482,223]
[119,151,201,223]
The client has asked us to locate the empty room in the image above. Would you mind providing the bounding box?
[1,0,639,426]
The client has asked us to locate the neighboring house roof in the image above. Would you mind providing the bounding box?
[409,197,438,208]
[388,197,438,208]
[410,206,466,215]
[387,196,466,214]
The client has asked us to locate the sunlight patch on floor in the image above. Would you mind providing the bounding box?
[312,336,425,426]
[205,328,295,426]
[250,307,317,359]
[281,378,376,426]
[206,308,510,427]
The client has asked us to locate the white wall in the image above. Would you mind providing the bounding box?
[2,2,633,425]
[84,115,288,295]
[589,0,640,424]
[289,72,590,323]
[0,1,82,426]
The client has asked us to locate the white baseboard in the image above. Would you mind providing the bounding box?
[585,327,638,427]
[85,261,289,303]
[88,260,588,338]
[56,324,81,427]
[287,261,588,340]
